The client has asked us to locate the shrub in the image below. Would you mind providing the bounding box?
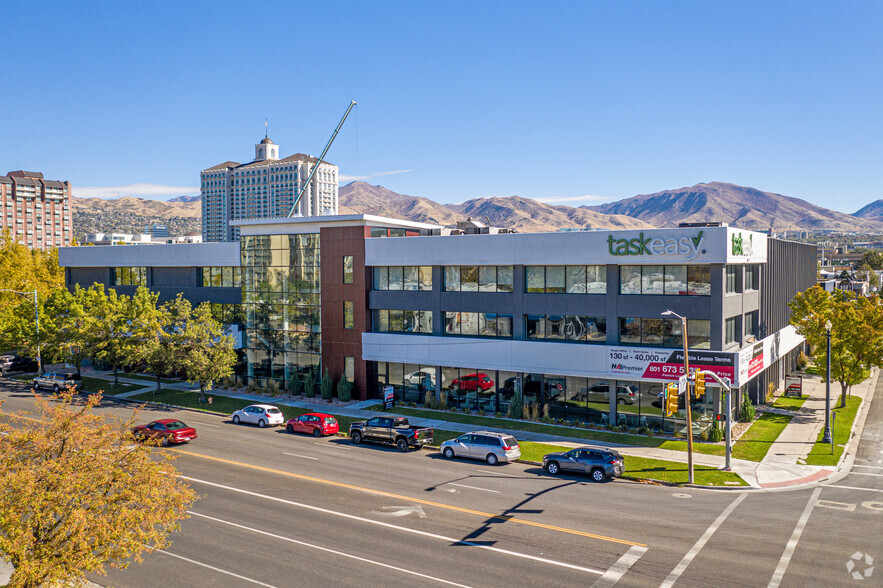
[303,369,316,398]
[439,391,448,410]
[246,382,257,393]
[507,393,523,419]
[638,426,650,435]
[542,403,550,420]
[709,423,724,442]
[337,377,353,402]
[424,390,434,408]
[320,369,333,400]
[494,411,502,419]
[528,403,539,421]
[265,380,280,396]
[288,372,302,396]
[766,382,776,403]
[699,428,709,442]
[797,351,809,370]
[739,394,756,422]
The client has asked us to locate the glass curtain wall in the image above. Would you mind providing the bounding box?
[242,233,321,388]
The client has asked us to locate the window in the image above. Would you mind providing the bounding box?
[113,267,147,286]
[745,311,759,339]
[444,266,513,292]
[445,312,513,338]
[343,256,353,284]
[344,301,354,329]
[373,310,432,334]
[527,266,606,294]
[726,266,739,293]
[373,266,431,290]
[745,264,759,290]
[200,267,242,287]
[619,317,711,348]
[620,265,709,296]
[725,317,739,345]
[525,315,606,343]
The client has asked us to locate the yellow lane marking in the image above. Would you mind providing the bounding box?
[172,448,646,547]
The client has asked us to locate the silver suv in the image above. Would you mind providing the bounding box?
[32,372,81,392]
[439,431,520,465]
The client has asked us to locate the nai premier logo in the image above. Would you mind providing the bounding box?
[607,231,706,261]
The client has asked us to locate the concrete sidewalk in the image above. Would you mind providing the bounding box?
[76,366,877,490]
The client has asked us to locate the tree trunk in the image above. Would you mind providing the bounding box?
[113,366,119,386]
[76,359,81,376]
[199,384,206,404]
[156,373,162,394]
[840,383,848,408]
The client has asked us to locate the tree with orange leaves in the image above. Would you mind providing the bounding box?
[0,391,196,587]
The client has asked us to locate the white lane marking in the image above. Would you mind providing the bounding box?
[283,451,318,461]
[316,442,351,450]
[850,472,883,477]
[189,421,221,428]
[816,500,856,511]
[149,546,278,587]
[768,487,822,588]
[189,511,470,587]
[475,469,519,478]
[853,464,883,470]
[660,493,747,588]
[826,484,883,493]
[449,483,500,494]
[369,505,427,518]
[182,476,606,575]
[591,545,649,588]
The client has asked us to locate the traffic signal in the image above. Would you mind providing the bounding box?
[694,371,706,399]
[665,383,679,416]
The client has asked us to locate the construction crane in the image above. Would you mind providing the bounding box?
[287,100,357,217]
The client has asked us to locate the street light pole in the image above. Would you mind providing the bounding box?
[822,320,832,444]
[663,309,694,484]
[0,288,41,374]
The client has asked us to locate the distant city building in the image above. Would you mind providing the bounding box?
[200,134,339,242]
[145,224,169,238]
[0,170,72,250]
[84,233,202,246]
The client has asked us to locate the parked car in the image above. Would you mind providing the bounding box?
[349,416,433,452]
[132,419,197,446]
[32,372,81,392]
[575,382,638,405]
[542,446,625,482]
[404,368,445,388]
[1,354,38,374]
[451,372,494,392]
[439,431,520,465]
[231,404,285,428]
[286,412,339,437]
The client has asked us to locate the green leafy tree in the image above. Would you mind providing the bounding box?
[859,250,883,271]
[177,301,236,403]
[82,285,129,385]
[52,286,92,375]
[123,287,169,392]
[0,391,196,588]
[790,286,883,407]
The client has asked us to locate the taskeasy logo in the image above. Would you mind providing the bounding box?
[607,231,706,261]
[731,232,754,256]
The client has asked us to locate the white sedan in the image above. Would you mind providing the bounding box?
[231,404,285,428]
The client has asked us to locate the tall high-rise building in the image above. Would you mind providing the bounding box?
[0,170,72,250]
[200,135,339,242]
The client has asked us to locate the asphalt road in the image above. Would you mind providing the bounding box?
[0,378,879,587]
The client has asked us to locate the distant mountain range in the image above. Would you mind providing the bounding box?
[69,181,883,237]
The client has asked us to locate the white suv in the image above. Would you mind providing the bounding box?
[231,404,285,428]
[33,372,81,392]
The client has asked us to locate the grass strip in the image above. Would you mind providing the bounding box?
[117,373,179,384]
[364,404,726,457]
[80,376,146,396]
[771,395,807,411]
[804,395,862,466]
[517,441,747,486]
[730,412,792,462]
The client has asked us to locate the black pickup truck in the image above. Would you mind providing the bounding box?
[349,416,433,452]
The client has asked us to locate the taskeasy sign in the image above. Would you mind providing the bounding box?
[607,231,707,261]
[608,346,736,381]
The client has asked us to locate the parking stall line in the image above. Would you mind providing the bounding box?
[660,493,747,588]
[182,476,613,574]
[474,469,519,478]
[188,511,472,587]
[282,451,318,460]
[448,482,500,493]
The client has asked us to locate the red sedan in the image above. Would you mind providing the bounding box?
[452,373,494,392]
[132,419,197,446]
[286,413,339,437]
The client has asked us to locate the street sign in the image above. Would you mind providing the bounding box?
[785,375,802,398]
[678,374,688,396]
[383,385,395,409]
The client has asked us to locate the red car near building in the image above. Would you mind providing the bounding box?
[132,419,197,445]
[285,412,339,437]
[452,373,494,392]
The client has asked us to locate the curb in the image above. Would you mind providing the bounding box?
[823,367,879,486]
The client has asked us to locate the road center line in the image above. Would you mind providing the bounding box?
[591,545,648,588]
[768,486,822,588]
[148,546,278,587]
[182,477,609,575]
[188,510,471,586]
[283,451,318,460]
[449,482,500,493]
[172,448,644,547]
[660,493,748,588]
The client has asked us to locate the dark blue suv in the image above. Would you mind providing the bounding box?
[542,446,625,482]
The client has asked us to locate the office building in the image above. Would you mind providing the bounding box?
[200,135,339,242]
[0,170,72,250]
[59,217,815,436]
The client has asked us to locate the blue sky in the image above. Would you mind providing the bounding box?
[1,1,880,212]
